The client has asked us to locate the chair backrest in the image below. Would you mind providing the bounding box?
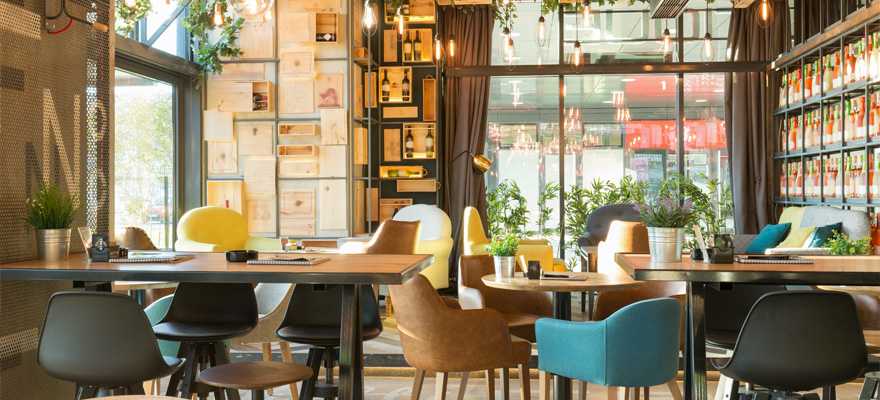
[393,205,452,241]
[705,284,787,335]
[604,298,681,387]
[38,292,170,386]
[462,206,489,250]
[594,282,685,321]
[176,206,249,251]
[722,291,866,392]
[279,284,382,337]
[458,255,552,316]
[583,204,641,246]
[254,283,294,316]
[144,294,181,358]
[364,219,420,254]
[117,226,158,250]
[161,282,258,328]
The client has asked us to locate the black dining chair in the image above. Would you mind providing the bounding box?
[718,290,867,400]
[276,284,382,400]
[38,291,182,399]
[153,282,258,398]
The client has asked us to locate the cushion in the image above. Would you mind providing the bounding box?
[776,226,816,248]
[801,206,870,240]
[778,207,806,229]
[745,223,791,254]
[808,222,843,248]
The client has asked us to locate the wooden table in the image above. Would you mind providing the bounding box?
[0,252,432,400]
[615,253,880,400]
[482,272,639,400]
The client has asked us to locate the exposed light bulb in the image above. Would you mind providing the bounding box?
[537,16,546,43]
[435,36,442,61]
[703,32,713,61]
[573,41,582,66]
[448,34,456,58]
[263,7,272,21]
[247,0,258,14]
[582,0,591,25]
[362,0,375,30]
[213,2,224,26]
[396,7,404,36]
[662,27,671,54]
[124,0,136,8]
[757,0,774,28]
[505,36,515,64]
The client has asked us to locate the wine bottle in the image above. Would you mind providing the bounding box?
[401,0,410,16]
[414,31,422,61]
[425,128,434,158]
[381,70,391,102]
[405,130,415,158]
[401,69,411,102]
[403,31,413,62]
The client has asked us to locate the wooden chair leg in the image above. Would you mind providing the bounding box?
[486,369,496,400]
[632,387,640,400]
[260,343,274,396]
[411,369,426,400]
[644,386,650,400]
[457,371,470,400]
[519,364,531,400]
[435,372,449,400]
[501,367,511,400]
[667,379,682,400]
[539,371,551,400]
[279,341,297,397]
[607,386,619,400]
[578,381,587,400]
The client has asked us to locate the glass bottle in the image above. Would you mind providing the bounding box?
[425,128,434,158]
[381,70,391,102]
[403,31,413,62]
[404,129,415,158]
[401,69,411,102]
[414,31,422,61]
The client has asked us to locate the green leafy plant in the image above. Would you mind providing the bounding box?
[536,182,559,237]
[639,195,695,228]
[485,234,520,257]
[183,0,245,75]
[115,0,152,36]
[487,180,531,238]
[826,231,871,256]
[563,176,647,242]
[25,184,77,230]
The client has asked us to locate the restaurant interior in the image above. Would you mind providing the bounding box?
[7,0,880,399]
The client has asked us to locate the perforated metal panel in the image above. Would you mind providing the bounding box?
[1,0,112,396]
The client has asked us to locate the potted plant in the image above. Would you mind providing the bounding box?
[486,234,519,279]
[639,195,694,263]
[26,184,77,261]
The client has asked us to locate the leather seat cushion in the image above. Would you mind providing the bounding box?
[503,312,539,343]
[276,325,382,346]
[154,321,254,341]
[510,336,532,364]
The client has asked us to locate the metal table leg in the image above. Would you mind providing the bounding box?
[553,292,572,400]
[339,284,364,400]
[685,282,708,400]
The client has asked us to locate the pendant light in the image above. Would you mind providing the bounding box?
[757,0,774,28]
[573,41,582,66]
[537,15,547,46]
[434,33,442,61]
[582,0,591,27]
[448,33,456,58]
[212,1,224,27]
[662,20,672,55]
[396,6,405,36]
[702,3,713,61]
[361,0,376,31]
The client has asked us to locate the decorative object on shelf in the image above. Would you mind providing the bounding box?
[115,0,151,36]
[278,123,317,137]
[486,234,519,279]
[26,184,77,261]
[316,12,338,42]
[88,233,110,262]
[379,165,427,179]
[183,0,245,74]
[383,106,419,119]
[423,76,437,121]
[639,195,694,264]
[315,74,344,108]
[401,123,436,159]
[383,128,402,161]
[397,178,438,192]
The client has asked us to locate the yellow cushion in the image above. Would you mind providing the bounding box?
[776,226,816,248]
[175,206,282,252]
[778,207,805,229]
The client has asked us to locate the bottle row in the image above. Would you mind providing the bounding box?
[779,92,880,152]
[780,32,880,107]
[780,149,880,200]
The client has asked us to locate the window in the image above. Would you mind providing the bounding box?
[116,1,189,58]
[114,68,176,248]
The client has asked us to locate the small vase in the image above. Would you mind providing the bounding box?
[36,228,71,262]
[647,227,684,263]
[493,256,516,279]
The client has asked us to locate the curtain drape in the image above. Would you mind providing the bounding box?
[726,0,790,234]
[439,6,494,276]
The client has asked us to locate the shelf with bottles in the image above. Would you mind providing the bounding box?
[823,152,843,201]
[383,0,436,24]
[378,66,414,104]
[845,150,870,200]
[402,123,436,160]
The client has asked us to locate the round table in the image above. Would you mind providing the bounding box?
[482,272,640,400]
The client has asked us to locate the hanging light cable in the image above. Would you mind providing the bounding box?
[702,3,713,61]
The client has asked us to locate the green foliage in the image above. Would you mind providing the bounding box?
[563,176,647,241]
[115,0,151,36]
[26,184,77,230]
[826,231,871,256]
[487,180,531,238]
[485,234,519,257]
[183,0,245,75]
[492,0,518,31]
[656,174,733,242]
[638,195,695,228]
[536,182,559,237]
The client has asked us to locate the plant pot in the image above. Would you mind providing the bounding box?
[647,227,684,264]
[493,256,516,279]
[36,228,71,262]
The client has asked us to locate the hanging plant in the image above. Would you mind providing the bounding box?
[493,0,517,31]
[182,0,245,75]
[115,0,152,36]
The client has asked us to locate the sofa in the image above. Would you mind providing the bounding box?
[738,206,871,255]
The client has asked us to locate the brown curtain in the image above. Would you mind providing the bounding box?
[439,6,494,273]
[726,0,790,234]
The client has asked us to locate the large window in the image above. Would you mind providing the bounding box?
[114,68,176,249]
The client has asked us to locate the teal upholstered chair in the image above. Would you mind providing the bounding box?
[144,294,180,395]
[536,298,681,397]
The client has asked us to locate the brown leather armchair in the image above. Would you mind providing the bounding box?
[390,274,531,400]
[458,255,553,342]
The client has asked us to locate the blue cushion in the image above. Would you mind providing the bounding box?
[745,223,791,254]
[808,222,843,248]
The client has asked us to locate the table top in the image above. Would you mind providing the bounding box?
[0,252,433,285]
[481,272,639,293]
[616,253,880,285]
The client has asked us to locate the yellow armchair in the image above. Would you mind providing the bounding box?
[392,205,453,289]
[175,206,282,252]
[461,206,566,272]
